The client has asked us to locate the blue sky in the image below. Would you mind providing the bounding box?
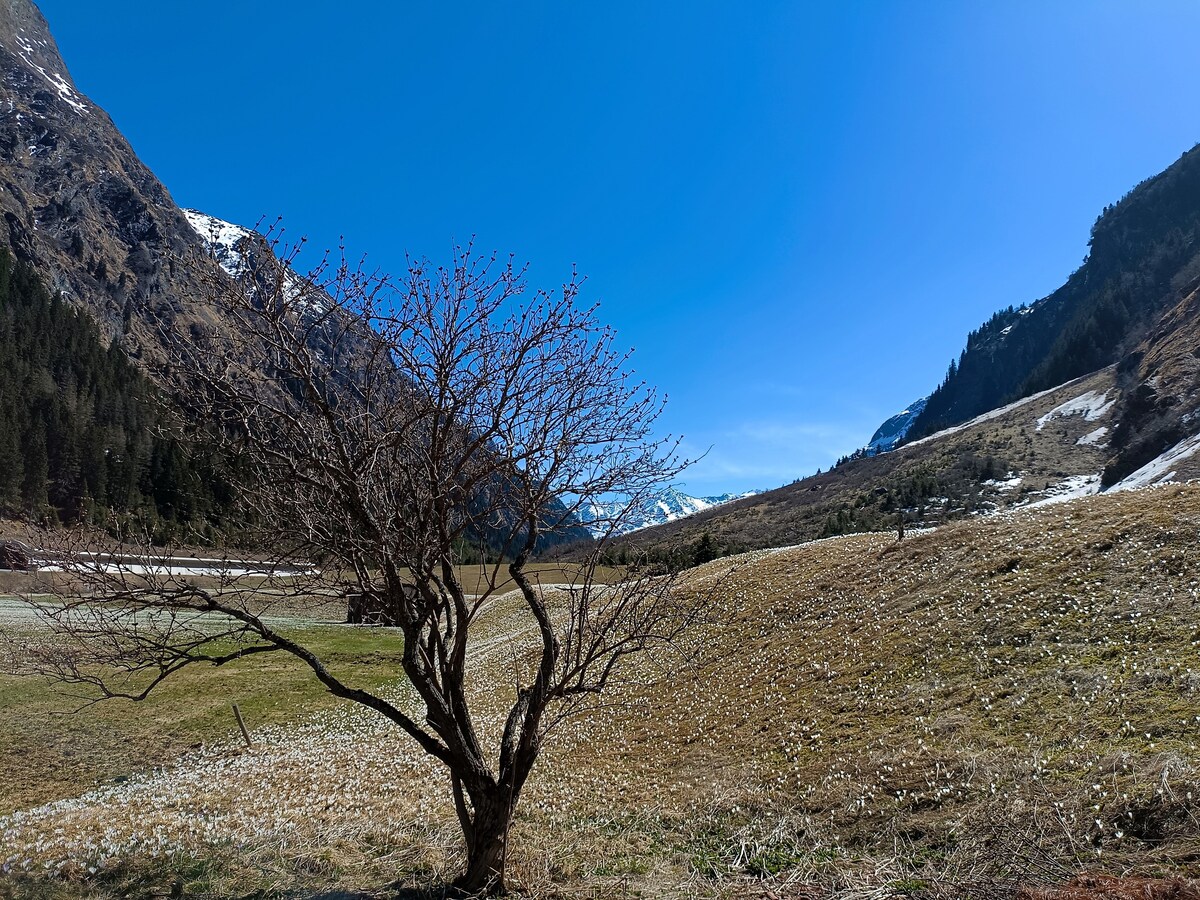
[38,1,1200,495]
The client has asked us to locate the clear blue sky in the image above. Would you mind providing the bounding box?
[38,1,1200,495]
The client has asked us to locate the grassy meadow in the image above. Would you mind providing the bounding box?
[3,487,1200,897]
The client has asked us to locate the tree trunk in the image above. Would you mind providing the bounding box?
[454,799,511,896]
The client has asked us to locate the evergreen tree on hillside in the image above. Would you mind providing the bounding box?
[907,143,1200,441]
[0,249,236,538]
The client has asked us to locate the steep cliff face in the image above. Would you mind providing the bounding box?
[0,0,234,361]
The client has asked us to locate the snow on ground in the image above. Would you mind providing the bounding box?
[1020,474,1102,509]
[14,547,316,579]
[867,397,929,453]
[737,528,935,563]
[904,378,1089,449]
[983,474,1023,492]
[38,561,306,577]
[1109,431,1200,492]
[1035,390,1115,431]
[1077,426,1109,447]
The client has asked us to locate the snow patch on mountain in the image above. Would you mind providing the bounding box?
[983,474,1023,492]
[184,209,330,316]
[183,209,255,278]
[866,397,928,453]
[14,30,86,116]
[1035,390,1115,431]
[1077,426,1109,447]
[1021,474,1102,509]
[1109,431,1200,492]
[905,378,1086,449]
[581,487,759,537]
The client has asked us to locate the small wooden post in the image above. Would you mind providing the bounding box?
[231,702,253,749]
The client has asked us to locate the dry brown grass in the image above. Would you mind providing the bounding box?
[618,368,1122,555]
[0,562,620,605]
[5,485,1200,897]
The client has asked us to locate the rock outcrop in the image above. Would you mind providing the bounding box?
[0,0,240,361]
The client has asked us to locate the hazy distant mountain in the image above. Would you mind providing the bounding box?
[580,487,759,536]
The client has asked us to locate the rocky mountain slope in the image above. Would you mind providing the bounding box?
[1102,273,1200,486]
[0,1,387,534]
[905,145,1200,460]
[625,355,1200,560]
[0,0,301,368]
[617,366,1125,555]
[623,147,1200,559]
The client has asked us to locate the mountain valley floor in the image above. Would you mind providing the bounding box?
[5,485,1200,898]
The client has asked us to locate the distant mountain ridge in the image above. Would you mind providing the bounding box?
[581,487,759,536]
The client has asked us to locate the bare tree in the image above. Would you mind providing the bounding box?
[29,238,703,894]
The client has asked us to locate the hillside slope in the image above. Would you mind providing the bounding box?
[0,0,332,379]
[1102,276,1200,485]
[909,144,1200,442]
[888,144,1200,499]
[616,367,1153,557]
[5,484,1200,897]
[0,0,227,358]
[560,483,1200,892]
[623,146,1200,561]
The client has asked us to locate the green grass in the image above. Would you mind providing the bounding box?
[0,560,618,816]
[0,561,620,601]
[0,625,407,814]
[6,486,1200,898]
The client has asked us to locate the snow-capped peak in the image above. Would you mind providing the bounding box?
[183,209,255,278]
[580,487,759,537]
[866,396,928,454]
